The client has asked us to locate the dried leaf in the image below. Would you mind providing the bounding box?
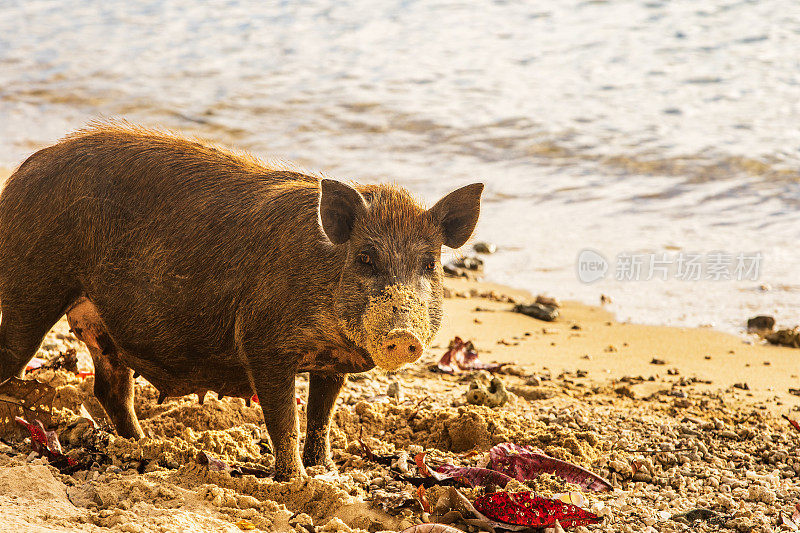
[435,337,505,374]
[0,378,56,437]
[488,443,612,492]
[399,524,464,533]
[474,491,601,528]
[408,453,513,490]
[197,450,233,473]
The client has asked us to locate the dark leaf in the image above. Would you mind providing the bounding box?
[435,463,515,488]
[474,491,601,528]
[410,453,514,489]
[489,443,612,492]
[196,450,271,478]
[359,435,398,466]
[0,378,56,438]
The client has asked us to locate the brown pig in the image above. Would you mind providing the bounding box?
[0,123,483,480]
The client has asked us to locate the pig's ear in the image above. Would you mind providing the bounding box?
[428,183,484,248]
[319,179,369,245]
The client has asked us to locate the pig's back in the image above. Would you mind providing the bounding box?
[1,124,323,273]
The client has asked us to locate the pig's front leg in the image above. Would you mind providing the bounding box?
[303,373,345,468]
[248,357,304,481]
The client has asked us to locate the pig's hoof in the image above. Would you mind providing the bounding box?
[274,465,306,482]
[302,452,335,470]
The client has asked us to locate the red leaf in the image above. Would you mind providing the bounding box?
[436,337,504,374]
[474,491,601,528]
[416,485,431,514]
[249,394,303,406]
[15,417,76,467]
[783,415,800,433]
[489,443,612,492]
[415,452,434,476]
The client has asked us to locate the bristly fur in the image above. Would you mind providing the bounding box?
[0,122,482,480]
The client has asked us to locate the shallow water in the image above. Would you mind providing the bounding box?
[0,0,798,332]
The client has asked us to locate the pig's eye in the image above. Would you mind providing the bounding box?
[357,252,372,266]
[424,259,436,272]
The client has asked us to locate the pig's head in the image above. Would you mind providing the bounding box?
[319,179,483,372]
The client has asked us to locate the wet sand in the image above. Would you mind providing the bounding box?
[439,278,800,415]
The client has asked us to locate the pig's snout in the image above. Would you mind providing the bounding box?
[380,329,424,366]
[357,284,433,372]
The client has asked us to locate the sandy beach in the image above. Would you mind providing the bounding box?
[2,1,799,530]
[0,253,798,532]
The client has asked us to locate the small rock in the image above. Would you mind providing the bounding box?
[650,358,666,365]
[465,376,509,407]
[534,294,560,308]
[386,381,403,401]
[766,327,800,348]
[615,386,636,399]
[514,303,559,322]
[747,315,775,332]
[473,241,497,254]
[508,385,557,401]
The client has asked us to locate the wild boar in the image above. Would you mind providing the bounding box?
[0,123,483,479]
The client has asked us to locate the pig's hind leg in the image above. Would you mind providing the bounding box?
[0,282,81,381]
[67,298,144,439]
[303,372,345,469]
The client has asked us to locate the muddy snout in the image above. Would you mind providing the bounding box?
[380,329,424,366]
[362,285,433,372]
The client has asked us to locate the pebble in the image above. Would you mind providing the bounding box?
[386,381,403,401]
[472,242,497,254]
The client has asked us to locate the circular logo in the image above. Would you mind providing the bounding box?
[576,249,608,284]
